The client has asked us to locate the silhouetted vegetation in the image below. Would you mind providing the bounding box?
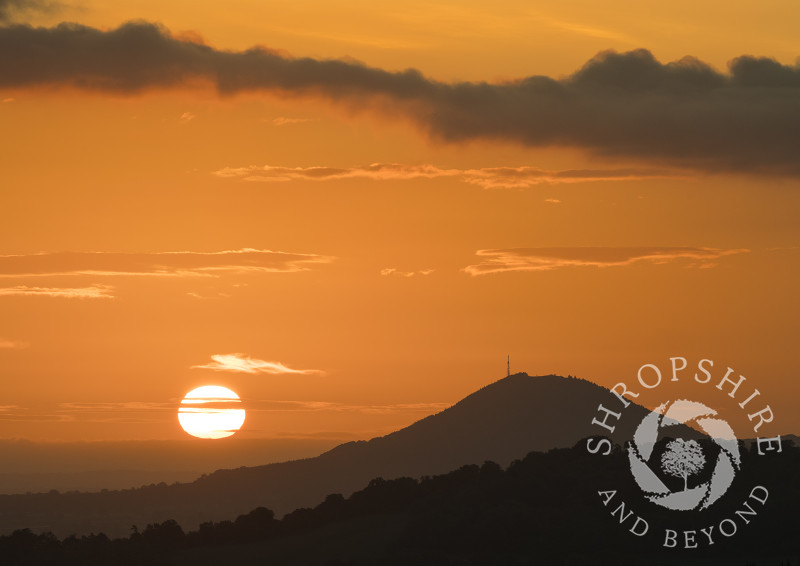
[0,439,797,565]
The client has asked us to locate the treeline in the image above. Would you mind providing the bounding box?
[0,441,797,565]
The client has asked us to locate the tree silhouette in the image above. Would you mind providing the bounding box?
[661,439,706,491]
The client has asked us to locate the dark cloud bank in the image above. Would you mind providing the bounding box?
[2,20,800,174]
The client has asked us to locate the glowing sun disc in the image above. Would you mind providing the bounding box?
[178,385,245,439]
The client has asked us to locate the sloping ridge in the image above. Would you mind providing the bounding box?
[0,373,646,537]
[309,373,642,476]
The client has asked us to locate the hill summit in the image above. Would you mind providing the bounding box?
[0,373,645,536]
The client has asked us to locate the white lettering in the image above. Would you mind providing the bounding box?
[719,519,737,537]
[670,356,687,381]
[694,358,713,383]
[684,530,697,549]
[748,406,774,433]
[586,437,612,456]
[700,525,714,545]
[749,485,769,504]
[756,437,782,455]
[716,367,746,398]
[592,404,621,433]
[610,382,639,408]
[663,529,678,548]
[637,364,662,389]
[598,490,616,506]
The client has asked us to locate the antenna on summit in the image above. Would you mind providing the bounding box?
[507,354,510,377]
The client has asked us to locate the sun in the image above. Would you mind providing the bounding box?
[178,385,246,439]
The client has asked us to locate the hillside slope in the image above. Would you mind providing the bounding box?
[0,374,645,537]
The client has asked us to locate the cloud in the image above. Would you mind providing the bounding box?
[186,290,231,299]
[0,0,63,23]
[214,163,675,188]
[0,285,114,298]
[0,338,28,348]
[246,399,450,415]
[549,20,636,44]
[271,116,313,126]
[193,354,325,375]
[0,411,74,422]
[59,401,175,411]
[0,249,332,278]
[0,398,450,423]
[1,21,799,174]
[380,268,434,277]
[0,401,177,424]
[179,111,195,122]
[463,247,749,275]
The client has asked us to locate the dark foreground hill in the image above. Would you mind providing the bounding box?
[1,441,797,566]
[0,374,650,537]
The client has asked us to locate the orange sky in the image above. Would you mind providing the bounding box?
[0,0,799,448]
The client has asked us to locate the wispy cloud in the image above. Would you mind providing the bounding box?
[58,401,175,412]
[214,163,676,188]
[271,116,314,126]
[380,268,434,277]
[0,285,114,298]
[548,19,637,43]
[193,354,326,375]
[0,412,74,423]
[0,401,178,424]
[0,398,449,425]
[247,399,450,415]
[0,338,29,349]
[186,290,232,300]
[464,247,749,275]
[0,249,333,278]
[0,0,64,23]
[179,111,195,122]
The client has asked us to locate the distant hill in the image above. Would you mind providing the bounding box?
[0,470,201,495]
[0,374,669,537]
[3,442,797,566]
[0,436,345,494]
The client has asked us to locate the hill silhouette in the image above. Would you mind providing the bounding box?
[0,374,673,537]
[1,441,797,566]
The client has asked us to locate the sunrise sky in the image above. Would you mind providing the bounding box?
[1,0,799,459]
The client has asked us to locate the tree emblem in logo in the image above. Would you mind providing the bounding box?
[627,399,741,511]
[661,439,706,491]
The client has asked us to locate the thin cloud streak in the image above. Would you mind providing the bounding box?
[247,399,451,414]
[271,116,314,126]
[214,163,679,188]
[0,285,114,298]
[0,399,450,424]
[1,20,799,174]
[0,401,177,424]
[193,354,326,375]
[464,247,749,275]
[58,401,176,412]
[0,249,333,278]
[0,338,28,349]
[380,268,434,277]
